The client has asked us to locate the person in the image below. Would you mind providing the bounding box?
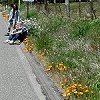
[5,22,28,45]
[6,4,20,36]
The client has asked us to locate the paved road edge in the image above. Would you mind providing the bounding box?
[19,43,64,100]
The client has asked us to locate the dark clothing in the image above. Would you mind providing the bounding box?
[8,27,28,42]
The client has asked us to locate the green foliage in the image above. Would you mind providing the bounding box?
[92,82,100,100]
[46,17,66,33]
[89,19,100,36]
[70,20,90,38]
[29,26,40,39]
[65,49,85,68]
[27,9,38,19]
[35,32,53,53]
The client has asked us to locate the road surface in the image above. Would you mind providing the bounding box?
[0,12,46,100]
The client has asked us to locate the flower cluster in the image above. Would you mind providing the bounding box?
[22,18,40,31]
[23,38,33,52]
[57,63,67,71]
[23,38,30,44]
[47,62,67,72]
[24,45,33,52]
[47,65,53,71]
[63,84,94,97]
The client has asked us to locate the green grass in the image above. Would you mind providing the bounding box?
[20,2,100,100]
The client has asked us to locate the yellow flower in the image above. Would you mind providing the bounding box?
[24,38,29,40]
[67,93,71,96]
[78,84,82,87]
[79,86,84,90]
[66,87,71,93]
[78,92,83,95]
[23,38,30,43]
[28,48,32,51]
[66,89,70,93]
[72,89,76,92]
[84,90,89,93]
[29,45,33,48]
[47,65,52,71]
[73,84,77,87]
[71,85,76,89]
[68,86,71,89]
[74,91,78,94]
[58,67,64,71]
[64,66,67,70]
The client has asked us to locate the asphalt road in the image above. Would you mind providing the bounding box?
[0,13,46,100]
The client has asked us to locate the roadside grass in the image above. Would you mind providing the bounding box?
[21,2,100,100]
